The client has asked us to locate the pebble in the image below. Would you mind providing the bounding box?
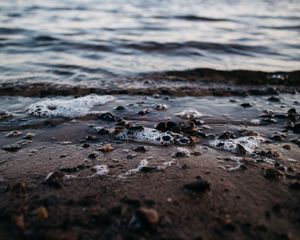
[98,112,117,121]
[36,207,49,220]
[114,105,126,111]
[173,147,191,158]
[136,207,159,224]
[282,144,291,150]
[97,144,114,153]
[2,143,21,152]
[5,130,23,137]
[133,146,147,153]
[267,96,281,102]
[24,132,35,139]
[183,178,210,193]
[240,103,252,108]
[43,171,65,188]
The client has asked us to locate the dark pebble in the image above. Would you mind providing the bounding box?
[240,103,252,108]
[133,146,147,153]
[292,122,300,133]
[114,106,126,111]
[98,112,117,121]
[81,143,90,148]
[43,172,65,188]
[97,128,110,135]
[2,143,21,152]
[183,179,210,193]
[267,96,281,102]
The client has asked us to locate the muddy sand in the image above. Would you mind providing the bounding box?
[0,69,300,240]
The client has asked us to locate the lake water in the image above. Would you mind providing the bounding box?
[0,0,299,85]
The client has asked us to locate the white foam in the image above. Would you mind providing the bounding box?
[27,94,115,118]
[90,165,109,177]
[176,108,203,120]
[119,159,149,178]
[116,127,190,146]
[209,136,265,155]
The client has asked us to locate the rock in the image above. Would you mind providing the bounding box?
[43,172,65,188]
[2,143,21,152]
[81,143,90,148]
[24,132,35,140]
[136,207,159,224]
[263,168,280,180]
[37,207,49,220]
[292,122,300,133]
[114,105,126,111]
[173,148,190,158]
[15,215,26,231]
[184,179,210,193]
[5,130,23,137]
[97,144,114,153]
[133,146,147,153]
[97,128,110,135]
[138,109,150,115]
[0,110,13,120]
[88,152,98,159]
[240,103,252,108]
[153,103,168,110]
[98,112,117,121]
[267,96,280,102]
[282,144,291,150]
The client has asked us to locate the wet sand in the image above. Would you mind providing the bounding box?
[0,71,300,240]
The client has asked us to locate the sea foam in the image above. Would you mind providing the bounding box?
[116,127,190,146]
[27,95,115,118]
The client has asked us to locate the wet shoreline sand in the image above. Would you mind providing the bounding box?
[0,69,300,240]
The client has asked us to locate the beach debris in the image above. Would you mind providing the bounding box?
[27,94,115,118]
[176,108,203,120]
[0,110,13,120]
[183,178,210,193]
[136,208,159,224]
[173,147,191,158]
[209,135,265,155]
[153,103,168,110]
[5,130,23,138]
[97,144,114,153]
[115,126,190,146]
[90,165,109,177]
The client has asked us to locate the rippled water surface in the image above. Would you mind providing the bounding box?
[0,0,300,83]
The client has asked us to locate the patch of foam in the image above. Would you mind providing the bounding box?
[119,159,149,178]
[27,94,115,118]
[116,127,190,146]
[209,136,265,155]
[90,165,109,177]
[176,108,203,120]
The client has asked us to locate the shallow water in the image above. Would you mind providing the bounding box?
[0,0,300,85]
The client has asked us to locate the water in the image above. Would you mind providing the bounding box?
[0,0,300,85]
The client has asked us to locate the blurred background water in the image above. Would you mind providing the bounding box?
[0,0,299,84]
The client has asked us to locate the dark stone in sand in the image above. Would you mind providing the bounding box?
[140,166,158,173]
[97,128,110,135]
[271,134,285,141]
[156,122,167,131]
[133,146,147,153]
[98,112,117,121]
[114,105,126,111]
[287,108,298,122]
[292,123,300,133]
[240,103,252,108]
[282,144,291,150]
[2,143,21,152]
[81,143,90,148]
[136,207,159,224]
[138,109,150,115]
[268,96,281,102]
[43,172,65,188]
[184,179,210,193]
[263,168,280,180]
[88,152,98,159]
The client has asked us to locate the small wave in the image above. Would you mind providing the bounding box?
[155,15,230,22]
